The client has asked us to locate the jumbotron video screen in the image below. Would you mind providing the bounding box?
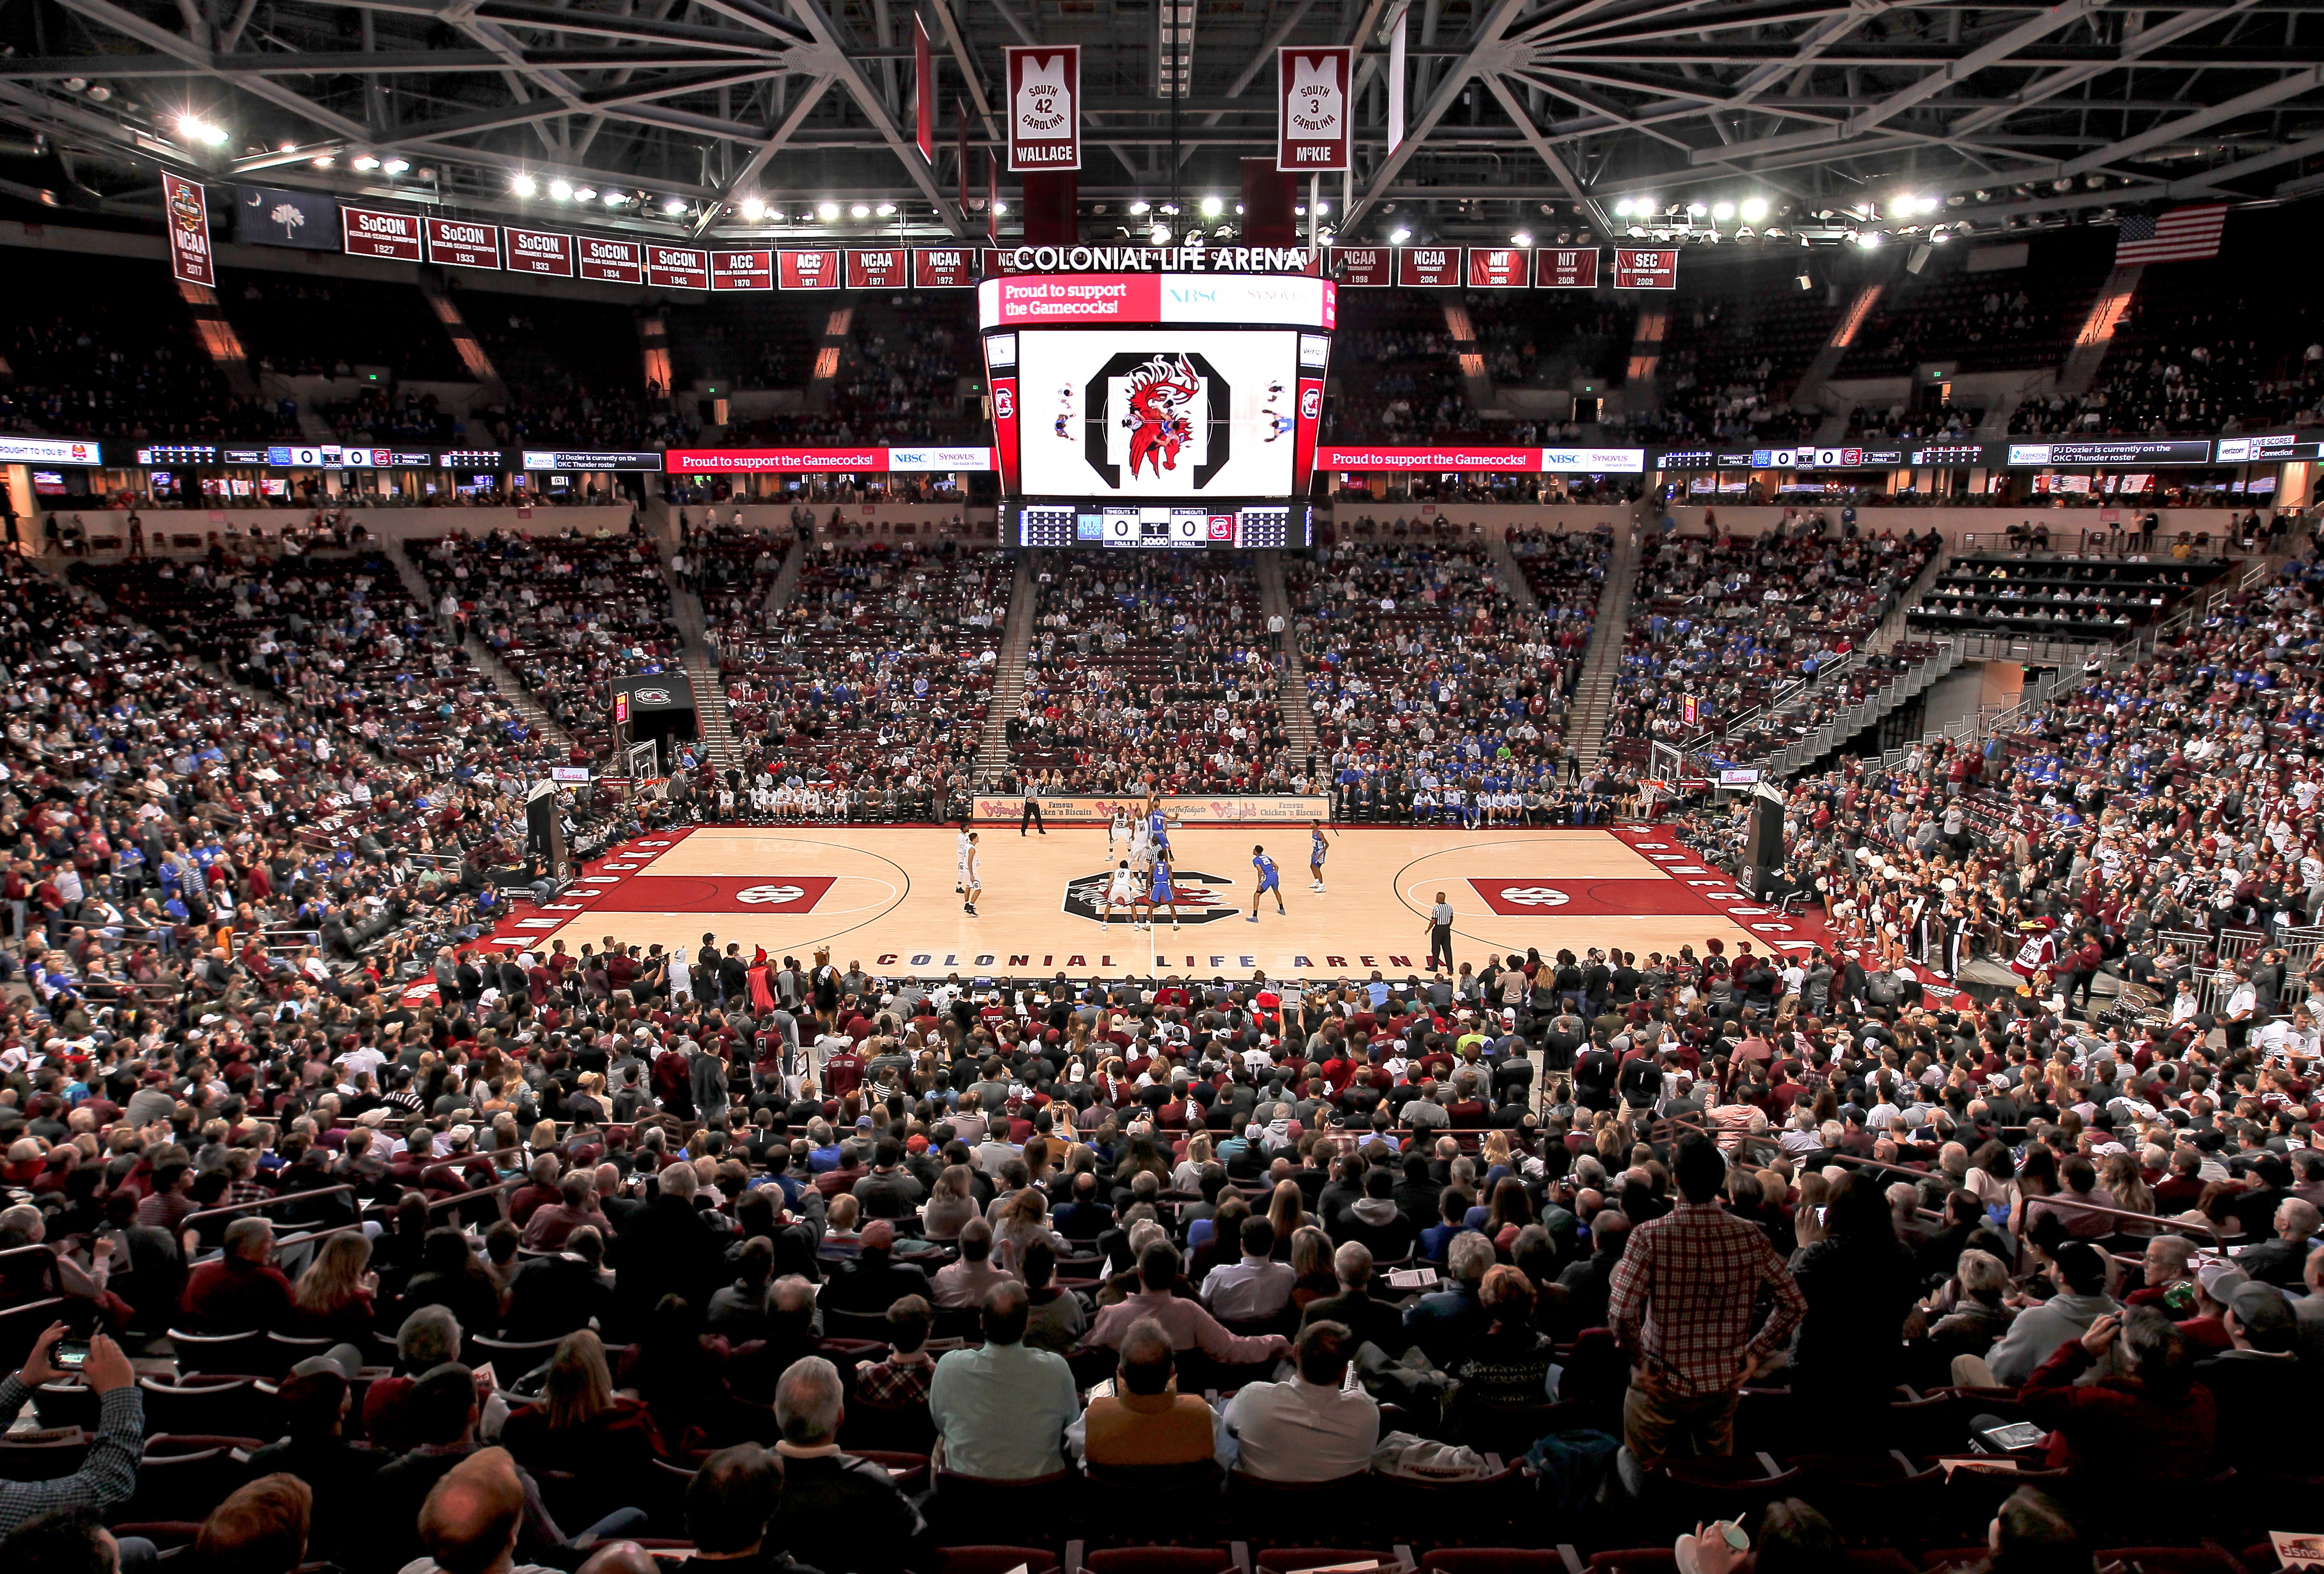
[979,272,1331,548]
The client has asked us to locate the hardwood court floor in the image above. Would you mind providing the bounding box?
[497,824,1826,981]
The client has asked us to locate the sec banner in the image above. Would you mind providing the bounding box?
[1613,247,1678,289]
[1006,45,1080,171]
[1277,46,1351,172]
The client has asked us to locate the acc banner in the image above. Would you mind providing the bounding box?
[1006,45,1080,171]
[1277,46,1351,172]
[163,175,215,286]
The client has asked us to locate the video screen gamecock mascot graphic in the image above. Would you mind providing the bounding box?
[1124,355,1200,479]
[1078,349,1231,490]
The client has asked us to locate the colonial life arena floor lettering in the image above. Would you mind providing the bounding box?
[468,825,1839,981]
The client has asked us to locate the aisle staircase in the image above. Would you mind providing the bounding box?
[1258,554,1321,767]
[1486,531,1539,612]
[1567,512,1643,772]
[973,553,1038,786]
[388,546,575,754]
[670,582,744,773]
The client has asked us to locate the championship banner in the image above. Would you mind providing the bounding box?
[1006,45,1080,171]
[1536,247,1599,288]
[578,236,644,284]
[426,217,501,271]
[1395,246,1461,288]
[1277,46,1351,172]
[505,226,575,276]
[162,174,215,286]
[645,245,710,289]
[343,205,425,262]
[848,248,910,289]
[1466,247,1527,287]
[712,249,775,290]
[915,247,975,287]
[1330,246,1393,286]
[972,794,1330,825]
[777,249,841,289]
[1613,247,1678,289]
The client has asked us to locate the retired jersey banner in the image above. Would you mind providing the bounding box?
[1277,46,1351,172]
[848,249,910,289]
[1536,247,1600,288]
[162,175,214,286]
[1467,247,1528,287]
[1006,45,1080,171]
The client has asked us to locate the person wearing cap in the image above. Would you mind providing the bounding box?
[243,1353,385,1565]
[2194,1281,2313,1466]
[820,1220,932,1316]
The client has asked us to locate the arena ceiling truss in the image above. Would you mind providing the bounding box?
[2,0,2324,248]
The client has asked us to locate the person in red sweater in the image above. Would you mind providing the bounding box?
[2017,1307,2216,1481]
[182,1216,298,1332]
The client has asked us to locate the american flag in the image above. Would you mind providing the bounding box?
[2114,204,2229,264]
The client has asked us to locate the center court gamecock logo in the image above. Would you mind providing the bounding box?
[1063,869,1239,924]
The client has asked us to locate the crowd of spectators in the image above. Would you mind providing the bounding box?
[1009,555,1294,795]
[706,540,1002,813]
[1294,528,1602,821]
[407,527,683,758]
[1606,518,1941,764]
[0,807,2313,1569]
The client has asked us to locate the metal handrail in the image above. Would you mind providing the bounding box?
[180,1183,362,1231]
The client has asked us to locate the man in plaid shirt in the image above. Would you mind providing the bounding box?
[0,1324,142,1539]
[1607,1136,1807,1466]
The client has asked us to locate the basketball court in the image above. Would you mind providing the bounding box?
[485,823,1834,981]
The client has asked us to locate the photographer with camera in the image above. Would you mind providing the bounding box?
[0,1323,141,1537]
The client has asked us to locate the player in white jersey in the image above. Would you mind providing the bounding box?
[1108,806,1136,865]
[961,832,983,917]
[1102,860,1138,927]
[956,825,973,894]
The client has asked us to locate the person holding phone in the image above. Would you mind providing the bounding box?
[0,1323,141,1538]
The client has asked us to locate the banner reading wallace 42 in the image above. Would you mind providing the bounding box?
[972,794,1329,825]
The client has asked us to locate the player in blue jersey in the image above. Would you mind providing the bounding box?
[1308,820,1333,894]
[1248,844,1285,921]
[1138,853,1183,930]
[1146,798,1173,862]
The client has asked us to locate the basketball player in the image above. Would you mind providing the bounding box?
[1103,859,1138,928]
[956,822,972,895]
[1146,795,1175,864]
[1248,844,1285,921]
[962,831,982,918]
[1308,820,1333,893]
[1148,852,1182,929]
[1109,804,1136,867]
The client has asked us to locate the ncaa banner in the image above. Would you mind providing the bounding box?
[1006,45,1080,171]
[163,175,215,287]
[971,794,1329,826]
[1277,46,1351,172]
